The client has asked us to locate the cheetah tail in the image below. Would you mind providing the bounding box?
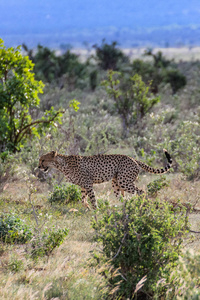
[135,149,172,174]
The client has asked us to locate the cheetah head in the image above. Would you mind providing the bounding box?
[38,151,58,172]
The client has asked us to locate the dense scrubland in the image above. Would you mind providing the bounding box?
[0,38,200,299]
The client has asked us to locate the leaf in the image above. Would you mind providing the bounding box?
[69,99,81,112]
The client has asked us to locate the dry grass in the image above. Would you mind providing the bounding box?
[72,46,200,63]
[0,172,199,299]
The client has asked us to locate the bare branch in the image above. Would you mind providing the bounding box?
[15,110,64,144]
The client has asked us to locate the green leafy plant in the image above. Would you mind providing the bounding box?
[92,196,188,299]
[23,44,87,88]
[163,68,187,94]
[7,258,24,273]
[89,69,98,91]
[168,120,200,180]
[31,227,68,260]
[132,50,186,94]
[155,251,200,299]
[0,214,32,244]
[93,40,129,71]
[69,99,81,112]
[0,39,63,152]
[102,71,160,135]
[48,184,81,204]
[147,176,169,197]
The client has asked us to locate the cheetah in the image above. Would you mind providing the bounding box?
[38,150,172,209]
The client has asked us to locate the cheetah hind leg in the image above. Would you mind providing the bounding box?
[81,188,91,210]
[117,179,144,197]
[112,177,125,198]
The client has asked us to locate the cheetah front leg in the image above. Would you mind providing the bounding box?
[81,188,91,210]
[85,187,98,210]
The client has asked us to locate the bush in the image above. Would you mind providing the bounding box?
[31,227,68,260]
[169,120,200,180]
[163,68,187,94]
[132,50,186,94]
[93,40,129,71]
[0,214,32,244]
[92,196,189,299]
[147,176,169,197]
[102,71,160,136]
[7,258,24,273]
[23,44,88,89]
[48,184,81,204]
[155,251,200,299]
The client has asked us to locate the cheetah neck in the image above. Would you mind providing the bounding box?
[52,155,67,173]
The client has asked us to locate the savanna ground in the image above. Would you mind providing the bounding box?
[73,46,200,62]
[0,172,200,299]
[0,44,200,299]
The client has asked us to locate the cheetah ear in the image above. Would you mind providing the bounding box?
[51,151,58,157]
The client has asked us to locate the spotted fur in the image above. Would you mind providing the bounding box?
[38,150,172,209]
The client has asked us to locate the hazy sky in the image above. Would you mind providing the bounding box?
[1,0,200,47]
[1,0,200,33]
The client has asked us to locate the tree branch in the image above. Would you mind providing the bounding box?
[15,110,64,145]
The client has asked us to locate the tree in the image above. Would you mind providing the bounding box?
[23,44,87,89]
[163,68,187,94]
[93,40,129,71]
[33,44,60,82]
[102,71,160,136]
[0,39,63,152]
[144,48,171,68]
[137,49,187,94]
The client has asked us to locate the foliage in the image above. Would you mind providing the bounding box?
[30,227,68,260]
[92,196,188,299]
[0,214,32,244]
[132,50,186,94]
[155,251,200,299]
[23,44,87,88]
[89,69,98,91]
[7,258,24,273]
[0,152,18,183]
[169,120,200,180]
[0,39,63,152]
[48,184,81,204]
[147,176,169,197]
[144,49,172,68]
[163,68,187,94]
[93,40,129,70]
[69,99,81,112]
[102,70,160,135]
[84,121,120,155]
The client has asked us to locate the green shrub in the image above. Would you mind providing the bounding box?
[155,251,200,299]
[89,69,98,91]
[7,258,24,273]
[102,71,160,136]
[0,39,63,153]
[147,176,169,197]
[93,40,129,71]
[48,184,81,204]
[0,153,18,182]
[163,68,187,94]
[170,120,200,180]
[0,214,32,244]
[92,196,189,299]
[31,227,68,260]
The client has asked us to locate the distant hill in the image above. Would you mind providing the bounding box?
[1,0,200,48]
